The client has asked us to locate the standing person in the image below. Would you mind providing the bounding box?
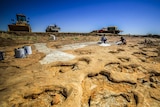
[101,35,107,43]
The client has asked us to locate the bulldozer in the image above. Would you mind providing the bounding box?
[8,14,31,32]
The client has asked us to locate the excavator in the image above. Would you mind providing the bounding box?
[8,14,31,32]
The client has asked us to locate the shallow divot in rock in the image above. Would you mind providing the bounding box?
[51,44,62,49]
[128,45,138,48]
[120,93,131,102]
[117,48,125,52]
[149,70,160,76]
[0,66,21,69]
[105,62,122,72]
[54,62,78,72]
[87,73,99,78]
[90,94,128,107]
[124,64,148,73]
[74,49,93,55]
[0,66,8,69]
[88,96,91,106]
[132,51,147,57]
[74,58,91,70]
[58,68,72,73]
[140,47,158,52]
[128,45,135,48]
[118,57,130,62]
[149,70,160,88]
[54,62,76,68]
[78,57,91,64]
[88,90,134,107]
[138,48,159,60]
[149,71,160,84]
[105,62,121,68]
[105,62,147,73]
[139,57,147,62]
[131,91,146,107]
[22,87,68,106]
[137,76,148,84]
[133,93,139,105]
[150,76,160,84]
[150,83,157,88]
[108,50,119,54]
[149,90,160,102]
[129,64,139,68]
[81,70,138,107]
[105,62,120,65]
[0,87,7,92]
[53,57,91,72]
[99,71,136,85]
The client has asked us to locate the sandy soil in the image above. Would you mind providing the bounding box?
[0,33,160,107]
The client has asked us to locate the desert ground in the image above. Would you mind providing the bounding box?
[0,32,160,107]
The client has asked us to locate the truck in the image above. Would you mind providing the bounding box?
[92,26,122,34]
[46,24,60,32]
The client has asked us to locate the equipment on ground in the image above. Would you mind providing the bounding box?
[0,51,4,60]
[8,14,31,32]
[14,45,32,58]
[46,24,60,32]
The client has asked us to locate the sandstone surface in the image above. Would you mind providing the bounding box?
[0,33,160,107]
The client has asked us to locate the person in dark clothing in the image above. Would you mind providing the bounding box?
[120,36,127,45]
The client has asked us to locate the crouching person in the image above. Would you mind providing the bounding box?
[116,36,127,45]
[120,36,127,45]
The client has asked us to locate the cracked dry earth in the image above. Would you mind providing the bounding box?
[0,36,160,107]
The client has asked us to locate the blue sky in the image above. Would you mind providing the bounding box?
[0,0,160,34]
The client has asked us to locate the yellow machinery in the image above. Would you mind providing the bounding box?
[8,14,31,32]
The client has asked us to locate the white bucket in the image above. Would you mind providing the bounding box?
[24,46,32,55]
[116,41,122,45]
[99,43,111,47]
[15,48,26,58]
[50,35,56,40]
